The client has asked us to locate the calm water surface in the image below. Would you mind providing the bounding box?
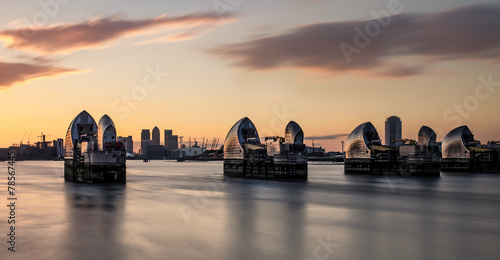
[1,160,500,260]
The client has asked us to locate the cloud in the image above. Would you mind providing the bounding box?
[136,26,214,45]
[0,12,234,55]
[209,4,500,77]
[164,26,212,42]
[0,60,80,88]
[16,54,62,65]
[305,134,349,140]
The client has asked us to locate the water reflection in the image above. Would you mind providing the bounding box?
[62,182,126,260]
[225,178,307,260]
[10,161,500,260]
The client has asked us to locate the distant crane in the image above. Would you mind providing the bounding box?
[209,137,220,150]
[214,138,219,150]
[211,137,216,150]
[38,132,51,144]
[27,130,32,145]
[20,131,27,145]
[179,136,184,149]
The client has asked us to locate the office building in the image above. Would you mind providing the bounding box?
[165,130,178,151]
[125,136,133,154]
[146,144,165,159]
[141,129,151,155]
[385,116,402,146]
[152,126,160,145]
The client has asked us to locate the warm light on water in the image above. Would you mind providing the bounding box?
[2,161,500,259]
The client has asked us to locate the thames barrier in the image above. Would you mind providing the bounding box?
[223,117,308,178]
[345,122,499,175]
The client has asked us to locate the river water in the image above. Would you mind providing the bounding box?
[1,160,500,260]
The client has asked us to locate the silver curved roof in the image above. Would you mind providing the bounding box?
[442,125,474,159]
[285,121,304,145]
[98,114,116,150]
[223,117,260,159]
[345,122,380,159]
[64,110,97,158]
[418,126,437,147]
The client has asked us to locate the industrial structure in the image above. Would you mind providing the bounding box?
[64,111,126,183]
[345,122,440,175]
[397,126,441,175]
[441,125,499,172]
[345,122,393,174]
[223,117,307,178]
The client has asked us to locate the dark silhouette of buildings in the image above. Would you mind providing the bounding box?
[164,129,179,158]
[4,138,64,160]
[125,136,133,154]
[118,136,134,154]
[152,126,160,145]
[141,129,151,155]
[165,130,178,151]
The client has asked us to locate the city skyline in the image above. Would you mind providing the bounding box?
[1,1,500,151]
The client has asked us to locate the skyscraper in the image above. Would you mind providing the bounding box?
[164,129,172,149]
[164,129,178,151]
[170,135,178,151]
[141,129,150,141]
[152,126,160,145]
[125,136,133,154]
[141,129,150,155]
[385,116,402,146]
[118,136,134,154]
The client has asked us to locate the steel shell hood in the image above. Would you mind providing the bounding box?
[418,126,437,147]
[346,122,380,159]
[64,110,97,158]
[98,114,116,150]
[442,125,474,159]
[285,121,304,145]
[223,117,260,159]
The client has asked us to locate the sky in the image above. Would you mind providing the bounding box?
[1,0,500,152]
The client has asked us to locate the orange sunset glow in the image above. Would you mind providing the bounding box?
[1,1,500,152]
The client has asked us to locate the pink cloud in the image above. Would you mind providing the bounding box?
[0,60,80,88]
[0,12,234,55]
